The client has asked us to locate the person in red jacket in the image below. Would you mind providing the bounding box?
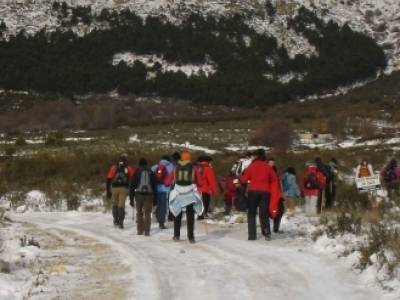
[301,162,326,217]
[240,149,278,240]
[106,154,135,228]
[219,170,236,215]
[196,156,218,219]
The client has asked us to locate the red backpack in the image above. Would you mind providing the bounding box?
[154,164,168,183]
[304,171,321,190]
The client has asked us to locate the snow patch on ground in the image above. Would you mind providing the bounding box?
[24,190,50,212]
[313,232,400,298]
[0,222,42,300]
[129,135,219,154]
[3,190,105,214]
[224,144,270,152]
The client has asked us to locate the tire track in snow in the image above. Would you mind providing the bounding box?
[12,212,383,300]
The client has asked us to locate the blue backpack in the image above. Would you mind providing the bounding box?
[282,174,290,192]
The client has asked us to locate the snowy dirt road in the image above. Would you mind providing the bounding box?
[11,211,389,300]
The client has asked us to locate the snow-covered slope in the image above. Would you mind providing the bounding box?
[0,0,399,72]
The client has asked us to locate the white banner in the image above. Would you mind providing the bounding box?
[355,175,381,191]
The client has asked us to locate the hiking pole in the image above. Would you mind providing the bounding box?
[320,189,325,215]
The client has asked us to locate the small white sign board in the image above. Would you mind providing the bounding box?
[355,175,381,192]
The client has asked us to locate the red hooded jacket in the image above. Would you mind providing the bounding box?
[240,160,277,193]
[195,161,218,195]
[301,165,326,197]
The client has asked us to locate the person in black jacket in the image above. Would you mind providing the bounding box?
[130,158,156,236]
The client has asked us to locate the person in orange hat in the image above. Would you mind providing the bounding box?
[169,150,204,243]
[180,151,191,161]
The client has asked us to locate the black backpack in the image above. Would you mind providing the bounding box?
[304,172,320,190]
[112,164,129,186]
[176,163,193,186]
[136,169,153,194]
[320,164,333,182]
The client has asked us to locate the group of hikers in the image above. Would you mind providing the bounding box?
[106,151,216,243]
[105,149,400,242]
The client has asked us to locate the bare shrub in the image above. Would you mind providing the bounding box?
[249,117,293,153]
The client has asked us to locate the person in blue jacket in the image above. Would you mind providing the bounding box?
[151,156,175,229]
[281,167,301,215]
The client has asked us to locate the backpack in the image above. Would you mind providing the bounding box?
[358,164,371,178]
[282,174,290,192]
[319,164,333,182]
[112,164,129,186]
[383,167,397,183]
[304,172,320,190]
[136,169,153,194]
[154,164,168,184]
[231,162,239,176]
[176,163,193,186]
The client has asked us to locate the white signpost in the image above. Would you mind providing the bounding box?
[355,175,381,192]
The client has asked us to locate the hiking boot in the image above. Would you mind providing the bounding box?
[173,236,180,241]
[189,239,196,244]
[117,208,125,229]
[112,206,118,226]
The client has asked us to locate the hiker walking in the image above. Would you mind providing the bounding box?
[315,157,334,210]
[196,156,218,219]
[130,158,155,236]
[167,152,181,221]
[355,159,374,178]
[381,159,400,197]
[219,169,236,215]
[106,154,135,228]
[328,158,338,206]
[281,167,301,215]
[169,151,204,243]
[301,162,326,217]
[151,156,174,229]
[240,149,277,241]
[232,151,256,212]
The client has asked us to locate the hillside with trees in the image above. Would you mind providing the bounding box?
[0,3,387,107]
